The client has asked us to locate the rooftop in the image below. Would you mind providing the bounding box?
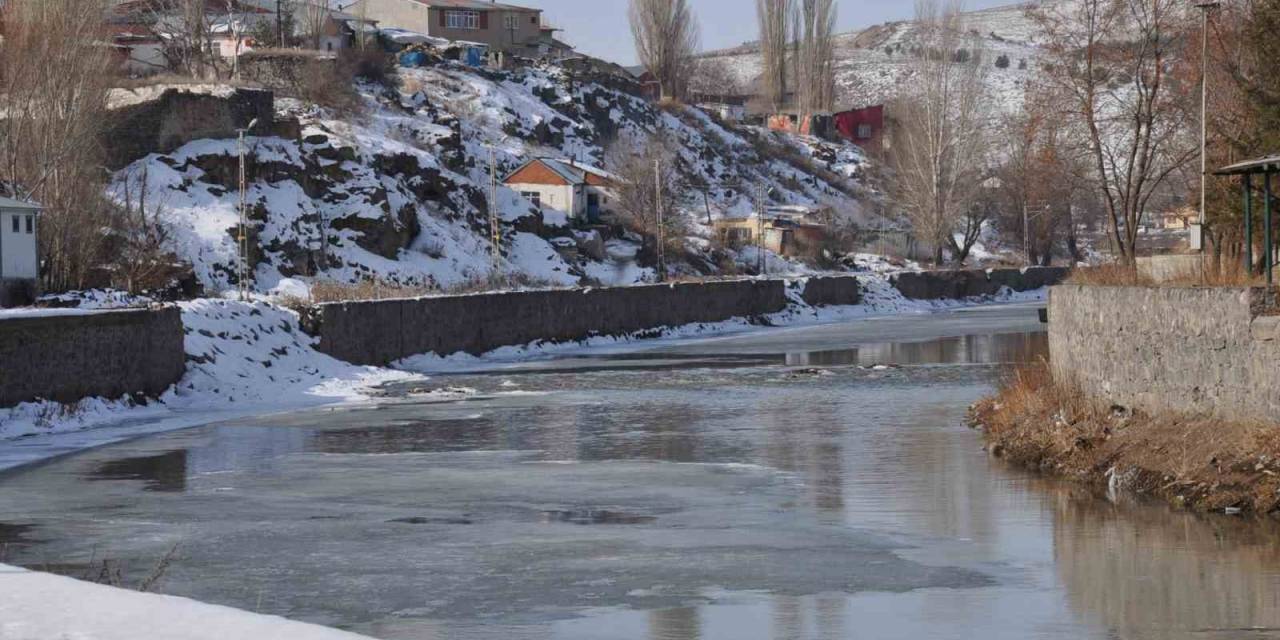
[407,0,541,12]
[1215,155,1280,176]
[0,196,42,212]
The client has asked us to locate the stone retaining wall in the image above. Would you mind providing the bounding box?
[1048,285,1280,422]
[891,267,1069,300]
[309,279,795,365]
[798,276,862,307]
[0,308,186,408]
[104,87,277,170]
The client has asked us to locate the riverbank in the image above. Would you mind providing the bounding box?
[970,365,1280,515]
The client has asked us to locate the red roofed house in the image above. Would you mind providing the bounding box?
[502,158,617,225]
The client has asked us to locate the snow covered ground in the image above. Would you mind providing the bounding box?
[0,563,376,640]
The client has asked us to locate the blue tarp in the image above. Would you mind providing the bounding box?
[398,51,428,67]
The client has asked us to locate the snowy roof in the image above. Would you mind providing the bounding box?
[0,196,42,212]
[504,158,616,186]
[380,28,450,46]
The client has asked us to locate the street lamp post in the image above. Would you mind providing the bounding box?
[236,118,259,302]
[1194,1,1221,253]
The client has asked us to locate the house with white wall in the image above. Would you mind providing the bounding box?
[502,158,616,225]
[0,196,40,307]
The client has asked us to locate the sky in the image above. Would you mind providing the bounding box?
[536,0,1019,65]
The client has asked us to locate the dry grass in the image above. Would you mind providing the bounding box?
[971,363,1280,514]
[1068,259,1267,288]
[308,280,436,304]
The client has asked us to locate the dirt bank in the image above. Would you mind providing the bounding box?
[969,365,1280,515]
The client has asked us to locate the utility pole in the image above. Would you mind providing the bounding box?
[1023,201,1031,266]
[756,186,766,275]
[488,145,501,278]
[1194,1,1221,253]
[237,118,259,302]
[654,158,666,282]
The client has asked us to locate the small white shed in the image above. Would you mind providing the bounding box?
[0,195,40,282]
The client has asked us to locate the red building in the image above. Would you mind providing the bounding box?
[833,105,885,148]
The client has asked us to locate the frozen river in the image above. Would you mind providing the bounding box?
[3,304,1280,639]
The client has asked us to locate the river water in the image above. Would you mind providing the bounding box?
[3,304,1280,639]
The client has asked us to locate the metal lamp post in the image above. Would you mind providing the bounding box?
[237,118,259,302]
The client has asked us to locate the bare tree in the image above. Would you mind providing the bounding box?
[629,0,700,101]
[688,57,744,102]
[302,0,333,51]
[0,0,116,291]
[606,135,689,277]
[1030,0,1197,264]
[757,0,794,111]
[888,0,991,266]
[794,0,838,116]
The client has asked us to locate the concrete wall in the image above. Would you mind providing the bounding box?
[891,267,1069,300]
[309,279,791,365]
[0,308,186,408]
[1048,285,1280,422]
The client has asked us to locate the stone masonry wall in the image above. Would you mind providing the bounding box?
[1048,285,1280,422]
[0,308,187,408]
[104,87,277,170]
[891,267,1069,300]
[798,276,862,308]
[310,279,793,365]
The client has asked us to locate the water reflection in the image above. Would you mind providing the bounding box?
[1050,484,1280,639]
[785,331,1048,367]
[89,450,188,492]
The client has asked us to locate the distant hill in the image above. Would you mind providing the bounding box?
[701,1,1054,113]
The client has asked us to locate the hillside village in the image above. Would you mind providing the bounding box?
[10,1,1280,639]
[0,0,922,307]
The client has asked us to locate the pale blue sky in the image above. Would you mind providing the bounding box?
[536,0,1017,65]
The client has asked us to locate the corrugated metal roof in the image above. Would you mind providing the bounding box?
[0,196,42,211]
[1215,155,1280,176]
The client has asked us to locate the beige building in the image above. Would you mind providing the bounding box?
[346,0,557,56]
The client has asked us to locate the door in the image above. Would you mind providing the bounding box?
[586,193,601,224]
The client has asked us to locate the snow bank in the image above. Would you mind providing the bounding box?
[0,564,375,640]
[0,299,419,467]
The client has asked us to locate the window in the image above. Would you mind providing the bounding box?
[445,10,480,29]
[25,215,33,234]
[521,191,541,208]
[10,215,16,234]
[857,124,873,140]
[504,14,519,30]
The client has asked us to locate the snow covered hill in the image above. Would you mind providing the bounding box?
[704,1,1054,114]
[111,62,875,296]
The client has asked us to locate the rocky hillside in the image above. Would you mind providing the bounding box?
[109,61,875,296]
[704,1,1052,113]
